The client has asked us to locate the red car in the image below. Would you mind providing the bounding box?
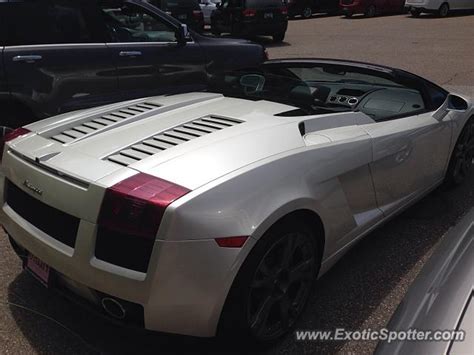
[340,0,405,17]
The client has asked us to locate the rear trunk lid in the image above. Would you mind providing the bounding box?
[6,92,301,190]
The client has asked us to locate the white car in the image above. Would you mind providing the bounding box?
[199,0,221,26]
[405,0,474,17]
[1,59,473,343]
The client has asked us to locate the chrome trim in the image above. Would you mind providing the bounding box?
[12,55,42,63]
[5,43,108,49]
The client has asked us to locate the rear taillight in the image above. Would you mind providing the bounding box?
[98,173,190,239]
[243,8,257,17]
[96,173,190,272]
[193,10,204,20]
[280,6,288,15]
[0,127,30,162]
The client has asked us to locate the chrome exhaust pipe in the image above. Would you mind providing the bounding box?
[101,297,126,320]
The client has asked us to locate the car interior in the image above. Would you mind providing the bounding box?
[209,65,427,121]
[101,4,177,42]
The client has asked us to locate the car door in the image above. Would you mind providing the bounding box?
[100,1,207,101]
[359,84,452,216]
[2,0,118,117]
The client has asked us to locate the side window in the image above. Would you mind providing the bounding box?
[100,4,178,43]
[6,1,99,46]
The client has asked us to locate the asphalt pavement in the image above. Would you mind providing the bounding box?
[1,12,473,355]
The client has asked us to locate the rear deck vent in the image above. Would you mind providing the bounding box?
[50,102,161,144]
[106,116,243,167]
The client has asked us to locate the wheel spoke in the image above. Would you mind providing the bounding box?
[289,258,314,284]
[279,294,291,328]
[251,295,276,333]
[282,235,295,268]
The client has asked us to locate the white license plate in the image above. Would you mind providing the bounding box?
[264,12,273,19]
[26,253,51,287]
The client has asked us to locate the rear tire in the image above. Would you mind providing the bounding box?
[438,2,449,17]
[365,5,376,17]
[302,6,312,18]
[218,217,321,345]
[445,117,474,186]
[410,8,421,17]
[273,32,285,42]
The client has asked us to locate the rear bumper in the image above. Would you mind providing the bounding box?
[241,21,288,36]
[405,1,440,11]
[405,5,438,12]
[340,3,367,15]
[0,173,255,337]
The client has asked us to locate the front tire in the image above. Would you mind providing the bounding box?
[410,8,421,17]
[438,3,449,17]
[273,32,285,42]
[445,118,474,186]
[218,218,320,344]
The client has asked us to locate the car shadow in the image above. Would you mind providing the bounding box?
[7,173,474,354]
[406,9,474,19]
[342,12,408,20]
[289,12,342,20]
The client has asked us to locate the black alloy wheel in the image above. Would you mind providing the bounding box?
[247,231,317,340]
[218,218,321,345]
[446,118,474,185]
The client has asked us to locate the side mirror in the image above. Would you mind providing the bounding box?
[447,94,469,112]
[176,24,190,45]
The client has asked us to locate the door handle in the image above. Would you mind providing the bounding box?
[12,55,42,63]
[119,51,142,57]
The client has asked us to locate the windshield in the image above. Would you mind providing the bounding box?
[159,0,200,9]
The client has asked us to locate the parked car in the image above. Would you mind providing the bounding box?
[1,59,472,343]
[146,0,205,31]
[0,0,266,131]
[199,0,221,26]
[211,0,288,42]
[405,0,474,17]
[286,0,340,19]
[340,0,406,17]
[376,207,474,354]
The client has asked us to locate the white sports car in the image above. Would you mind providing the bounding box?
[1,59,473,343]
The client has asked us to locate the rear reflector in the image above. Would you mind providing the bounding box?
[280,6,288,15]
[98,173,190,239]
[242,8,257,17]
[215,236,249,248]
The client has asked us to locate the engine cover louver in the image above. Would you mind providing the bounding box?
[106,115,244,167]
[50,102,161,144]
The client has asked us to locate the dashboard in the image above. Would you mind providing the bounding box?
[309,83,426,121]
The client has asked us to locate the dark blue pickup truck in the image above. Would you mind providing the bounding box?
[0,0,266,129]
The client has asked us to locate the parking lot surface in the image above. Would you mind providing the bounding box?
[1,13,473,355]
